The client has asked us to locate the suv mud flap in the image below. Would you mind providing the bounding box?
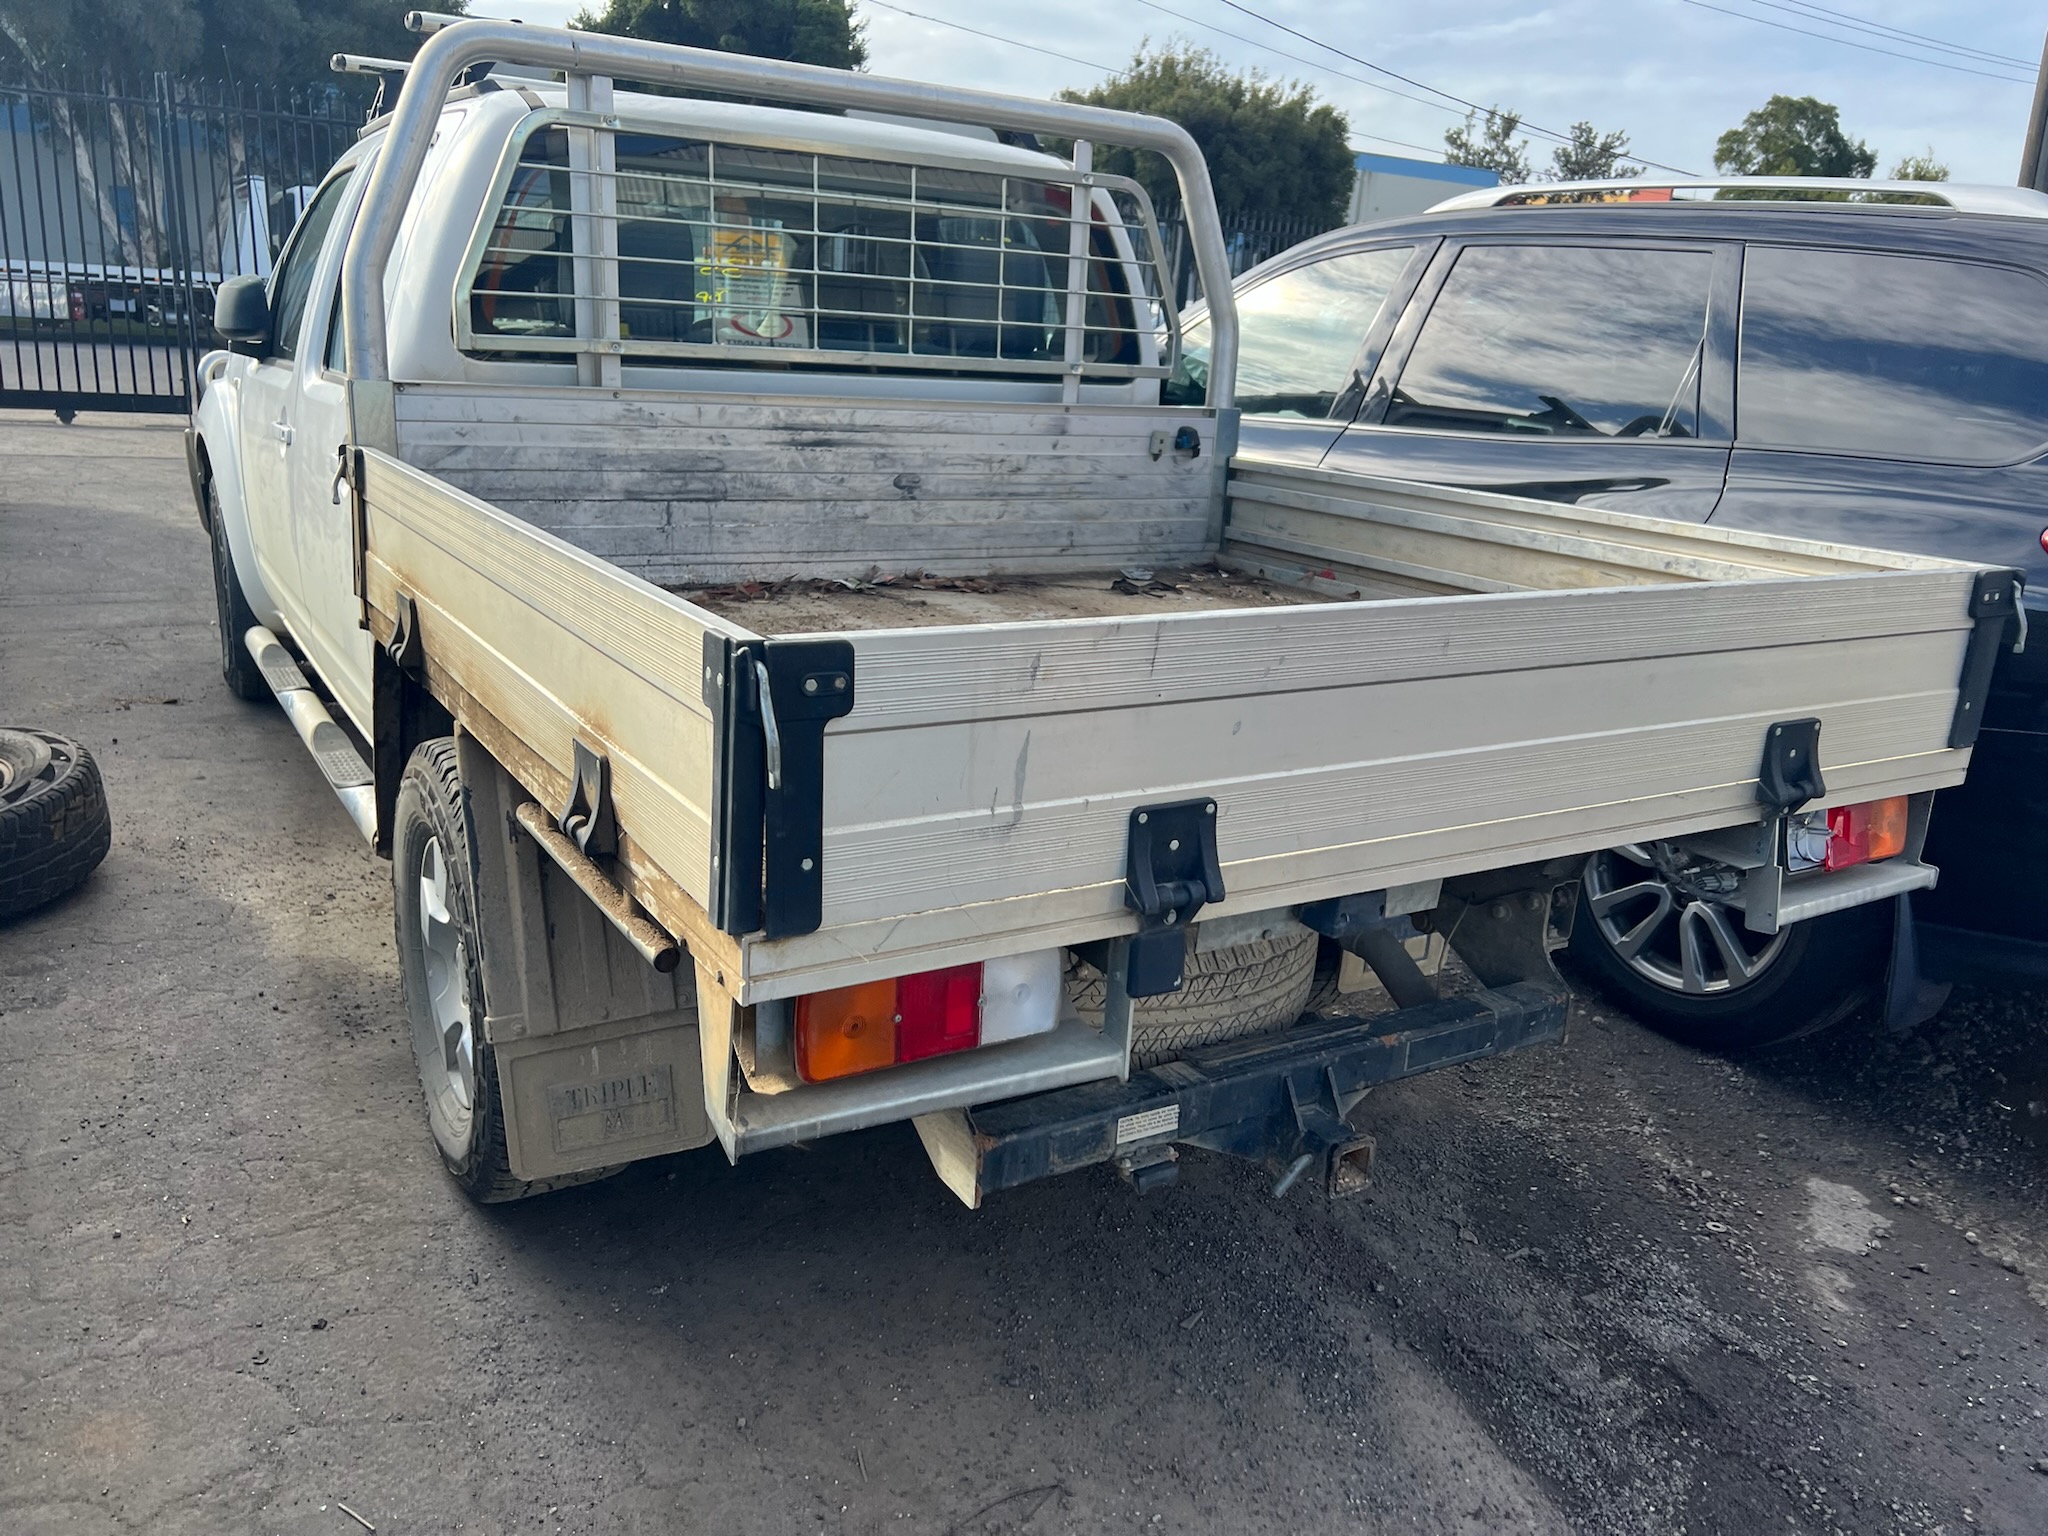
[916,979,1567,1208]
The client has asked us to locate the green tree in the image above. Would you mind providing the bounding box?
[572,0,867,71]
[1444,106,1531,184]
[1547,121,1639,181]
[1713,94,1876,178]
[0,0,447,88]
[1889,148,1950,182]
[1059,43,1353,222]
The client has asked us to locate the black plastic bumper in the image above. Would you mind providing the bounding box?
[961,979,1569,1199]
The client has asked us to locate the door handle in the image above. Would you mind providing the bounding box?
[269,418,294,446]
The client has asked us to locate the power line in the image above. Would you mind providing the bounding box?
[1204,0,1698,173]
[862,0,1129,76]
[1677,0,2035,83]
[866,0,1449,157]
[1769,0,2032,69]
[1128,0,1464,124]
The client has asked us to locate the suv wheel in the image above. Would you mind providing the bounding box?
[1567,844,1884,1051]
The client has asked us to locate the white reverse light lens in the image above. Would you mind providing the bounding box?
[977,949,1062,1044]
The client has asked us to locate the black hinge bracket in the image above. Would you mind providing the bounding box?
[559,738,617,858]
[1949,568,2024,750]
[387,589,426,678]
[1122,797,1224,997]
[700,632,854,938]
[759,639,855,938]
[1756,717,1825,814]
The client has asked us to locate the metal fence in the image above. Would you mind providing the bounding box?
[1154,203,1346,309]
[0,72,357,417]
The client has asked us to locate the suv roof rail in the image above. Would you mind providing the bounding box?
[1428,177,2048,218]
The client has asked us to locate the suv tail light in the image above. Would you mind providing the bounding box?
[1787,796,1908,873]
[794,950,1062,1083]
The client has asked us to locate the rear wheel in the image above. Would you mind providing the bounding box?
[392,739,612,1202]
[1569,843,1885,1051]
[206,477,267,702]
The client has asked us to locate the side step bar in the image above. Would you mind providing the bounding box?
[243,626,375,843]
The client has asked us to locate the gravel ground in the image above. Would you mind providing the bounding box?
[3,412,2046,1535]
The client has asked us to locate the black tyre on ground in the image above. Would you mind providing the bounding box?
[0,729,112,922]
[1069,929,1319,1066]
[206,477,269,702]
[391,739,612,1202]
[1567,845,1887,1051]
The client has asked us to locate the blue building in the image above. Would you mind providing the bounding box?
[1346,152,1500,224]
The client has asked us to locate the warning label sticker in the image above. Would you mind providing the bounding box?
[1114,1104,1180,1145]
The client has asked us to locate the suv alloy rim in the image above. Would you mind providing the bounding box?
[1582,845,1788,994]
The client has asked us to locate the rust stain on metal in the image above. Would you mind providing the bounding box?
[514,801,682,972]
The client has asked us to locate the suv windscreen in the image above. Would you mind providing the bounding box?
[1382,243,1712,439]
[1166,244,1414,415]
[1738,246,2048,463]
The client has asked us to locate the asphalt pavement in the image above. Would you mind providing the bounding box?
[4,411,2048,1535]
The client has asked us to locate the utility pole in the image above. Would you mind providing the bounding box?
[2022,27,2048,190]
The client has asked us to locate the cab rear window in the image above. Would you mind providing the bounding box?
[464,126,1146,376]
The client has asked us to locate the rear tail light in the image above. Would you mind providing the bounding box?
[1823,796,1908,872]
[794,950,1061,1083]
[1786,796,1908,873]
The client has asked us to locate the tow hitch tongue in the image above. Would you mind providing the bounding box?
[915,865,1578,1209]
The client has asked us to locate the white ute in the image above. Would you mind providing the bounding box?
[186,17,2021,1207]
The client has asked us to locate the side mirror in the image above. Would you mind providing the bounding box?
[213,275,270,354]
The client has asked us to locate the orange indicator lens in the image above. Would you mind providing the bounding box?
[795,978,898,1082]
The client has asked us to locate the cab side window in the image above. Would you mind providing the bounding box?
[1168,245,1415,416]
[1737,246,2048,463]
[266,173,354,362]
[1383,244,1713,438]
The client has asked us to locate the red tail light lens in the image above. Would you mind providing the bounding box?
[1823,796,1909,872]
[895,964,982,1062]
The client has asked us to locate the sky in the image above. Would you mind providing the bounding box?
[462,0,2045,184]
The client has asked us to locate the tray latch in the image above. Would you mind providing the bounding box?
[1122,797,1224,997]
[1756,717,1825,814]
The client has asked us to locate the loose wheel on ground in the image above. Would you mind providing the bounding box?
[0,729,112,922]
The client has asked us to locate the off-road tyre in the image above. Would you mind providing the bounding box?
[1567,887,1887,1052]
[0,730,112,921]
[392,739,616,1203]
[207,476,268,701]
[1068,929,1318,1067]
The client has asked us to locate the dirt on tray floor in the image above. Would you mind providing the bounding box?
[4,411,2048,1536]
[675,564,1336,633]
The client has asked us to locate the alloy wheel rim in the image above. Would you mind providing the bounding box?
[1583,845,1788,995]
[418,835,476,1116]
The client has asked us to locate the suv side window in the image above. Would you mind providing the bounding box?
[266,172,354,362]
[1738,246,2048,463]
[1169,245,1416,416]
[1383,244,1714,438]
